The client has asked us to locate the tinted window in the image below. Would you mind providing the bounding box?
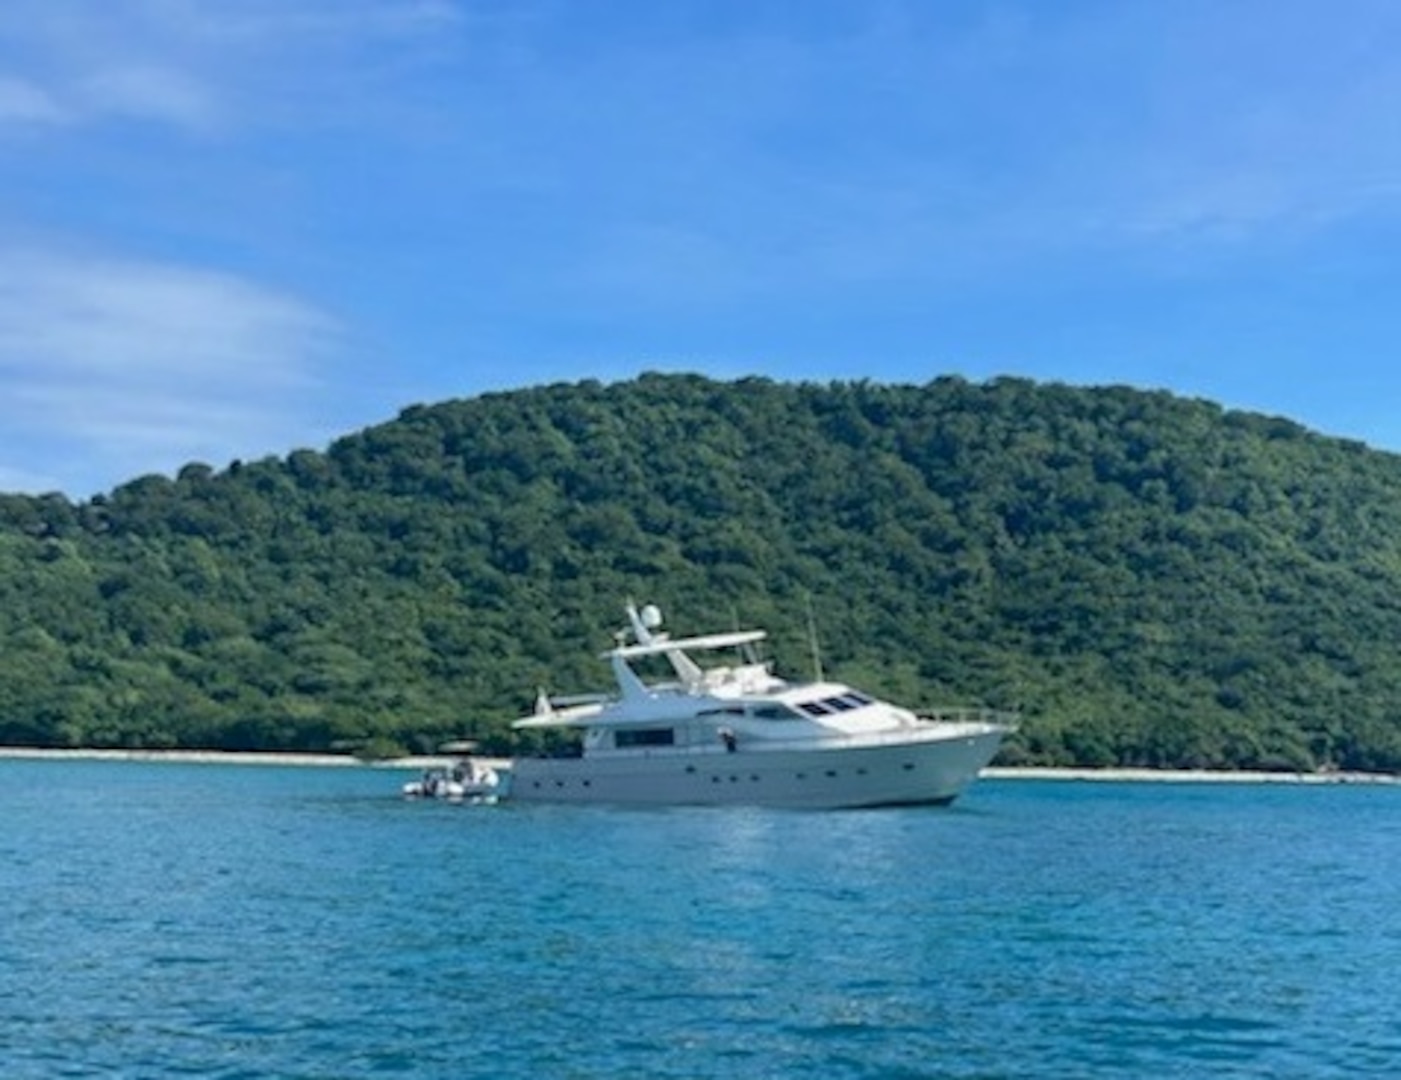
[615,728,675,748]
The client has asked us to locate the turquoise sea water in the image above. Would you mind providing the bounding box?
[2,760,1398,1079]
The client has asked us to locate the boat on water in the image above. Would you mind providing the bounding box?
[402,745,502,803]
[506,603,1015,809]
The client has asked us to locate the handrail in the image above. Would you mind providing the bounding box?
[916,707,1020,728]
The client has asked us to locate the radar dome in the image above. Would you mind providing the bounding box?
[640,604,663,630]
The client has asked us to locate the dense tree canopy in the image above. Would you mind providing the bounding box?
[3,373,1401,771]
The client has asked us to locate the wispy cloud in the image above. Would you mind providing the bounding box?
[2,0,1399,491]
[413,1,1401,314]
[0,2,218,133]
[0,0,466,133]
[0,1,464,494]
[0,75,67,125]
[0,249,341,496]
[1055,3,1401,248]
[76,64,219,131]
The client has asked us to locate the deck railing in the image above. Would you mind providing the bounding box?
[916,707,1020,728]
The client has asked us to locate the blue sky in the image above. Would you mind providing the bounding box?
[3,0,1400,498]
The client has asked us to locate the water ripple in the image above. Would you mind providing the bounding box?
[3,761,1400,1078]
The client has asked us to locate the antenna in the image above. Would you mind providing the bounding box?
[805,591,824,683]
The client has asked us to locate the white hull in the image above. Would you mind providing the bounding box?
[402,781,500,804]
[507,723,1006,809]
[402,761,501,803]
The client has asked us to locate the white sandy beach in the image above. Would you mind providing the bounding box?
[0,747,433,769]
[981,766,1400,785]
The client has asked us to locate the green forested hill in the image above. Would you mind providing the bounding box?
[3,372,1401,771]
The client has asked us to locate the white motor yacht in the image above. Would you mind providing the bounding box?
[507,603,1014,809]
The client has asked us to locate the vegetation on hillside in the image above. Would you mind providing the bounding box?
[3,373,1401,771]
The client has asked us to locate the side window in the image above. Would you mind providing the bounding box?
[615,728,676,748]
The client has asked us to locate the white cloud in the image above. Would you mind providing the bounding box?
[0,2,219,133]
[0,249,341,496]
[78,64,218,130]
[393,0,1401,312]
[183,0,464,42]
[0,0,466,135]
[0,74,67,125]
[977,2,1401,252]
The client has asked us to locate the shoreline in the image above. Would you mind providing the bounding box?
[0,747,447,770]
[0,747,1395,784]
[981,766,1400,785]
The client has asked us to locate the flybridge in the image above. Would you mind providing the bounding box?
[603,603,775,697]
[606,629,767,660]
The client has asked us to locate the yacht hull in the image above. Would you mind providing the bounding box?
[507,724,1006,809]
